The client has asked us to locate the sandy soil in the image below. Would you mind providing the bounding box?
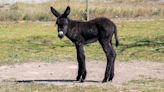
[0,61,163,85]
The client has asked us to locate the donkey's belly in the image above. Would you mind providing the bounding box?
[82,25,99,44]
[84,38,98,44]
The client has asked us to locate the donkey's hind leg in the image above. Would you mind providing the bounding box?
[108,54,116,81]
[99,39,116,83]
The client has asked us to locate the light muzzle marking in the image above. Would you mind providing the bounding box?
[59,31,64,36]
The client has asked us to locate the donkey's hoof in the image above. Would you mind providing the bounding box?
[109,73,114,81]
[108,77,113,81]
[80,79,84,83]
[102,79,108,83]
[76,76,81,81]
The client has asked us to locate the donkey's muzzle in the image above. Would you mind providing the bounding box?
[58,31,64,39]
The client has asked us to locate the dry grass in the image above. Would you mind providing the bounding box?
[0,0,163,21]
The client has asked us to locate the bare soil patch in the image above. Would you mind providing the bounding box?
[0,61,163,86]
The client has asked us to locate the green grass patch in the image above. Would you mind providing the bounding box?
[0,82,124,92]
[128,79,164,92]
[117,19,164,61]
[0,19,164,65]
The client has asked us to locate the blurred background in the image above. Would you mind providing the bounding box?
[0,0,163,21]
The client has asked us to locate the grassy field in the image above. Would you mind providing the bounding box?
[0,79,163,92]
[0,19,163,65]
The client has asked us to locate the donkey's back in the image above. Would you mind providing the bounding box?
[75,17,118,45]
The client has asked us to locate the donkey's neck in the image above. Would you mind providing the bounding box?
[65,19,81,42]
[68,18,82,27]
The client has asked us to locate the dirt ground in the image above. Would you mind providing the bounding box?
[0,61,164,86]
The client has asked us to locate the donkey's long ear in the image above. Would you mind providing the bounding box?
[50,6,61,17]
[63,6,71,17]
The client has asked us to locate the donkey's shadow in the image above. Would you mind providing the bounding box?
[15,79,100,83]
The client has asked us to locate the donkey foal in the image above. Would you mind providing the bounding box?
[50,6,119,83]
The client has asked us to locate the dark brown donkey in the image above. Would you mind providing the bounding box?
[50,6,119,83]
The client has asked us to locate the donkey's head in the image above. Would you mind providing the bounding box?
[50,6,71,39]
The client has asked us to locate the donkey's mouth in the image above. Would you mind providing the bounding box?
[58,35,64,39]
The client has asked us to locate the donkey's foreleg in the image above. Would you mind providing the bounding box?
[75,44,87,82]
[99,39,116,83]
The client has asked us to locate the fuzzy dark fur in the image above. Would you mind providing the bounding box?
[50,6,119,83]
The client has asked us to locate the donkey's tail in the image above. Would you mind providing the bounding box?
[114,25,119,47]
